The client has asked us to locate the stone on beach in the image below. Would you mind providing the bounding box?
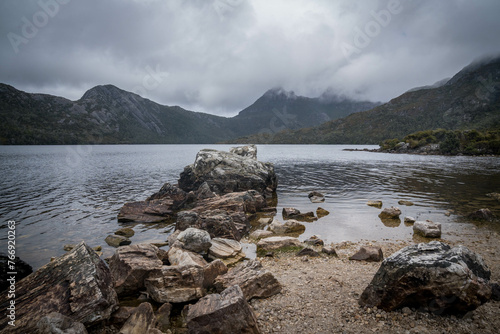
[359,241,492,315]
[36,312,88,334]
[256,236,302,251]
[349,246,384,262]
[413,220,442,238]
[0,242,118,332]
[404,216,416,224]
[108,243,164,297]
[269,219,306,234]
[214,259,282,301]
[187,285,261,334]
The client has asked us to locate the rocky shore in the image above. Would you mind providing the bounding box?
[1,145,499,334]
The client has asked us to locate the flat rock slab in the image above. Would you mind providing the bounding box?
[256,236,302,251]
[214,259,282,300]
[187,285,261,334]
[118,199,175,224]
[0,242,118,333]
[413,220,442,238]
[208,238,246,266]
[359,241,492,315]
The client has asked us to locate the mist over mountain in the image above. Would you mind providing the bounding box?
[0,83,376,144]
[230,56,500,144]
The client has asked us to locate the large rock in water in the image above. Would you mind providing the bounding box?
[359,241,492,315]
[0,242,118,333]
[187,285,261,334]
[178,146,277,195]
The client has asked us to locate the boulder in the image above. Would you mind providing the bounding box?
[176,209,245,241]
[0,242,118,332]
[178,147,277,196]
[145,265,205,303]
[0,254,32,292]
[349,246,384,262]
[308,191,325,203]
[119,302,156,334]
[155,303,173,332]
[359,241,492,315]
[230,144,258,160]
[468,208,496,221]
[413,220,442,238]
[282,207,316,222]
[249,229,274,240]
[256,236,302,251]
[269,219,305,234]
[194,190,267,214]
[214,259,281,300]
[117,199,176,224]
[367,200,383,208]
[378,207,402,219]
[36,312,88,334]
[208,238,246,266]
[187,285,261,334]
[146,182,189,207]
[167,246,208,267]
[202,259,228,289]
[105,234,132,247]
[177,227,212,254]
[115,227,135,238]
[108,244,163,296]
[316,207,330,218]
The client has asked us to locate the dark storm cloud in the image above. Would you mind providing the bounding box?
[1,0,500,116]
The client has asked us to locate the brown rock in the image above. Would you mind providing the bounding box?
[249,229,274,240]
[203,259,228,289]
[349,246,384,262]
[111,307,136,328]
[117,199,176,224]
[214,259,281,300]
[282,207,316,222]
[321,246,338,256]
[145,265,205,303]
[105,234,132,248]
[115,227,135,238]
[155,303,173,333]
[269,219,305,234]
[316,207,330,218]
[36,312,88,334]
[367,200,383,208]
[413,220,442,238]
[0,242,118,332]
[296,248,320,257]
[186,285,261,333]
[378,207,402,219]
[256,236,302,251]
[468,208,496,221]
[167,246,208,267]
[108,244,163,296]
[119,302,156,334]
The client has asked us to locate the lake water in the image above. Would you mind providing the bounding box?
[1,144,499,270]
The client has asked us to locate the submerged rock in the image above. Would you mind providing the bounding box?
[36,312,88,334]
[468,208,496,222]
[367,200,383,208]
[359,241,492,315]
[308,191,325,203]
[115,227,135,238]
[105,234,132,248]
[282,207,316,222]
[398,199,414,206]
[316,207,330,218]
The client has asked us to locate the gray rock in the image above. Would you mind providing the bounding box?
[256,236,302,251]
[296,248,320,257]
[269,219,305,234]
[167,246,208,267]
[249,229,274,240]
[359,241,492,315]
[214,259,282,300]
[308,191,325,203]
[177,227,212,254]
[468,208,496,221]
[208,238,246,266]
[230,144,258,160]
[108,243,163,296]
[36,312,88,334]
[349,246,384,262]
[0,242,118,332]
[378,207,402,219]
[119,302,156,334]
[145,265,205,303]
[115,227,135,238]
[413,220,442,238]
[105,234,132,247]
[187,285,261,334]
[178,147,277,196]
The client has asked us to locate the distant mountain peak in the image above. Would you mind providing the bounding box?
[263,87,297,99]
[80,84,128,100]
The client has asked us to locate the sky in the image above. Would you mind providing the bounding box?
[1,0,500,117]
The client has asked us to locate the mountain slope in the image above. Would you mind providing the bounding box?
[232,56,500,144]
[0,84,377,145]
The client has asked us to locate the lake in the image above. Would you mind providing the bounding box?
[1,144,499,270]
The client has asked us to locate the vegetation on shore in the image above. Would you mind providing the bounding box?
[380,129,500,155]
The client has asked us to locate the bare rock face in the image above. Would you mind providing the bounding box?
[186,285,261,334]
[256,236,302,251]
[0,242,118,333]
[413,220,442,238]
[349,246,384,262]
[214,259,282,301]
[178,147,277,195]
[359,241,492,315]
[145,265,206,304]
[108,244,163,297]
[119,302,156,334]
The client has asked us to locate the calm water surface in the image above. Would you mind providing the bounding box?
[1,145,499,269]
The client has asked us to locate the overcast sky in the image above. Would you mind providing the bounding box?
[1,0,500,116]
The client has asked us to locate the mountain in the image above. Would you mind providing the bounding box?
[231,56,500,144]
[0,84,377,145]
